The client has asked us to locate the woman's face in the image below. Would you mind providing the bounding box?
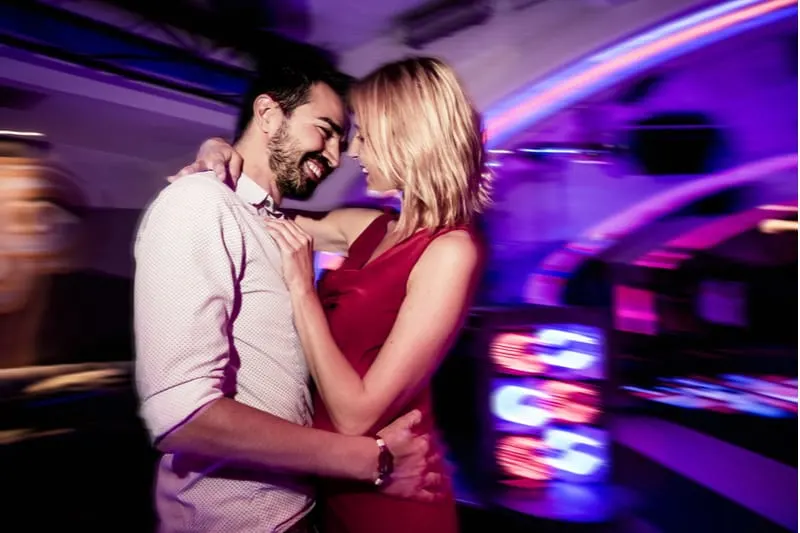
[348,121,395,194]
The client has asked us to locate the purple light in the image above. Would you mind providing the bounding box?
[624,374,798,417]
[588,154,797,242]
[484,0,797,147]
[526,154,798,305]
[633,201,797,269]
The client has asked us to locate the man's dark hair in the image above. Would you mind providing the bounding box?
[234,52,352,141]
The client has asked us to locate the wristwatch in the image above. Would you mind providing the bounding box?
[373,437,394,487]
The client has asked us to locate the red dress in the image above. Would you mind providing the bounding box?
[312,211,463,533]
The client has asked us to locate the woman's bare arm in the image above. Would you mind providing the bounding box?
[294,209,383,254]
[286,230,481,435]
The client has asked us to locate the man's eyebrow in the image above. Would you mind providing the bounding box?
[319,117,345,136]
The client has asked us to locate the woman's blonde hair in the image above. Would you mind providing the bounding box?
[350,56,491,238]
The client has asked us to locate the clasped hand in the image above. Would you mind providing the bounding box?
[264,218,316,295]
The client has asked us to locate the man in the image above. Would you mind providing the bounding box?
[134,58,439,533]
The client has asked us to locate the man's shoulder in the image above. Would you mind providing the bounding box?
[154,171,237,209]
[136,172,241,242]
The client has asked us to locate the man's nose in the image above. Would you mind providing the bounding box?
[323,141,341,171]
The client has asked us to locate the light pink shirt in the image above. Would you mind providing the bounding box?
[134,172,313,532]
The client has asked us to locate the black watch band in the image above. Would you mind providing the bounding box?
[373,437,394,487]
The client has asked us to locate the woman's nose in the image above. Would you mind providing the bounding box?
[347,137,360,158]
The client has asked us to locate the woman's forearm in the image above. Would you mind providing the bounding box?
[290,288,372,434]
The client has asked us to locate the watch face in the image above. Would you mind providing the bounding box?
[378,443,394,476]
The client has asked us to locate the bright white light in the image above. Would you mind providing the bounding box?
[759,219,797,233]
[544,428,604,476]
[492,384,550,427]
[0,130,45,137]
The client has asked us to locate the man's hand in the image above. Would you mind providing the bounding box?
[376,410,448,502]
[167,137,244,185]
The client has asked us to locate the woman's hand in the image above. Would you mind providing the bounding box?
[265,218,316,295]
[167,137,244,185]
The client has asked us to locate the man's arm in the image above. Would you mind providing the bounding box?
[161,398,390,480]
[133,178,378,481]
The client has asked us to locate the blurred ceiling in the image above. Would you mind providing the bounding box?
[34,0,436,58]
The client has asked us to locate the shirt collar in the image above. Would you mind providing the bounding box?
[235,174,284,218]
[235,174,270,207]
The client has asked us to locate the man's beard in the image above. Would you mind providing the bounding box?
[268,123,326,201]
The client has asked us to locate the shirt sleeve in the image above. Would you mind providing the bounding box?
[133,178,245,443]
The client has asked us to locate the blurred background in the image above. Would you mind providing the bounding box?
[0,0,796,531]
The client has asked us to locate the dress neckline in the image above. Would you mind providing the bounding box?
[351,212,426,270]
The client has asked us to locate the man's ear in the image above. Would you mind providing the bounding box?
[253,94,284,136]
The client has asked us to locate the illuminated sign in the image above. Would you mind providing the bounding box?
[496,426,608,486]
[490,325,604,379]
[492,379,601,429]
[489,324,608,487]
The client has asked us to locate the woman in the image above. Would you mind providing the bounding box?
[179,56,490,533]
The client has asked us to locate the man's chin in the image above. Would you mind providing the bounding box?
[281,183,318,201]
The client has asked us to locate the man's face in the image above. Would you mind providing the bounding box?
[269,83,347,200]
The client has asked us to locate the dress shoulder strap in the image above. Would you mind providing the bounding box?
[346,209,396,268]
